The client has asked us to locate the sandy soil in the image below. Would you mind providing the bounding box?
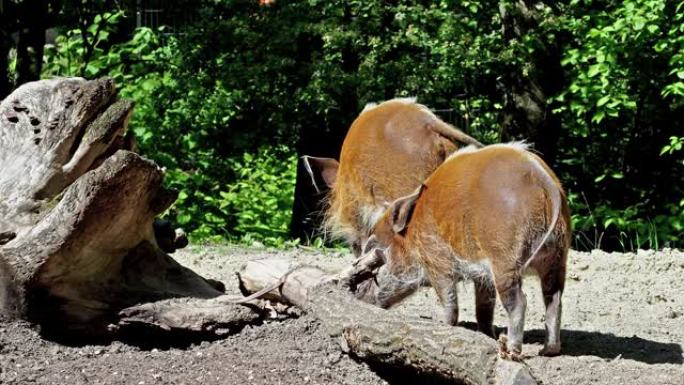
[1,246,682,385]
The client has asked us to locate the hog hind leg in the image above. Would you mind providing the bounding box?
[537,247,566,356]
[492,261,527,361]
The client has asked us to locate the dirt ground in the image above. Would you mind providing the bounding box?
[1,246,682,385]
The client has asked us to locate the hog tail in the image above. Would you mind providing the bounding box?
[523,157,562,271]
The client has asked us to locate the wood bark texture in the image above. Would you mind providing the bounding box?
[238,257,539,385]
[116,295,268,337]
[0,77,224,337]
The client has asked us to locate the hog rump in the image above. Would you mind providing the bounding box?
[357,142,571,360]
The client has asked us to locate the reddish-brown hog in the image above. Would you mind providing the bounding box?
[303,98,482,256]
[356,142,571,360]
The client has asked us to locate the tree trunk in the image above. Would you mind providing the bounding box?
[498,1,564,166]
[14,0,47,87]
[289,142,336,242]
[289,3,360,242]
[289,106,351,243]
[0,32,10,100]
[237,257,539,385]
[0,78,224,337]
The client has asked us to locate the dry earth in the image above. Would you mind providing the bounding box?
[1,246,682,385]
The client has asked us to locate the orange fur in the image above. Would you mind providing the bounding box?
[376,144,570,275]
[323,98,480,252]
[364,144,571,357]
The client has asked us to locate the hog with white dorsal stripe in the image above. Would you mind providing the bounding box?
[356,142,571,361]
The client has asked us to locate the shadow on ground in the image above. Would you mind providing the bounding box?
[457,321,682,365]
[360,357,466,385]
[525,328,683,364]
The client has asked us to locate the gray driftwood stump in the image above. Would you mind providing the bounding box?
[0,78,260,337]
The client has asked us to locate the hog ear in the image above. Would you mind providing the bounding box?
[389,185,425,234]
[427,120,484,148]
[301,156,340,193]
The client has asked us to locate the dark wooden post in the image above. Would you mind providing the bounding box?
[498,1,565,167]
[14,0,48,86]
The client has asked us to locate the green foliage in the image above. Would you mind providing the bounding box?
[571,191,683,251]
[546,0,684,250]
[661,136,684,155]
[557,0,665,125]
[660,1,684,102]
[181,146,298,247]
[43,11,126,77]
[297,0,503,139]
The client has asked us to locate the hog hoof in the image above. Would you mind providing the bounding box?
[498,334,525,361]
[497,333,508,348]
[539,344,561,357]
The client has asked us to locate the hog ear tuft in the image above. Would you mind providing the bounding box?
[301,156,340,193]
[390,185,425,234]
[374,247,387,263]
[362,234,378,255]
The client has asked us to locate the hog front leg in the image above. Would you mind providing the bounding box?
[429,274,460,326]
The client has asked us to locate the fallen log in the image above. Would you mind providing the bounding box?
[238,257,538,385]
[116,295,268,336]
[0,78,226,337]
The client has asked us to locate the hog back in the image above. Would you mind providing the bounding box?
[327,100,459,244]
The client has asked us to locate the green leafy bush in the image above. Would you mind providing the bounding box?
[549,0,684,250]
[178,146,298,246]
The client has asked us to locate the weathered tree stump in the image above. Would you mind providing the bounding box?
[0,78,227,337]
[238,257,539,385]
